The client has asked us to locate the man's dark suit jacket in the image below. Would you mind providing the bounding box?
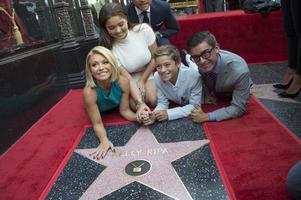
[125,0,180,45]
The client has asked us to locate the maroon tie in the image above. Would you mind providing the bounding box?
[205,72,217,95]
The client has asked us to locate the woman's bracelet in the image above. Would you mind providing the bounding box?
[135,101,145,110]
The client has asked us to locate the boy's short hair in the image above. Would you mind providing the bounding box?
[187,31,217,51]
[153,44,181,63]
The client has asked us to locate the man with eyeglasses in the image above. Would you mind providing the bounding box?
[186,31,253,123]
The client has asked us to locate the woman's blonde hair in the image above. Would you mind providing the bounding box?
[85,46,120,88]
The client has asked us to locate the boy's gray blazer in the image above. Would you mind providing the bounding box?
[207,50,253,121]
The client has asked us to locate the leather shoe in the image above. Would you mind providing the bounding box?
[278,89,301,98]
[273,79,293,89]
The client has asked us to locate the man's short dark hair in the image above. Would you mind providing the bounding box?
[186,31,217,52]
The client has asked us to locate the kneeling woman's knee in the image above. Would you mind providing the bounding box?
[287,161,301,200]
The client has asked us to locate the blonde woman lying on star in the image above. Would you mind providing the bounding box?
[83,46,149,159]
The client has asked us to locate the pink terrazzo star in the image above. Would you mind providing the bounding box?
[75,126,209,200]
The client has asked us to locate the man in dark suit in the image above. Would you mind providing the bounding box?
[125,0,180,46]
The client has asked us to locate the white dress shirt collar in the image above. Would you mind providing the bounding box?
[134,6,151,23]
[135,6,151,15]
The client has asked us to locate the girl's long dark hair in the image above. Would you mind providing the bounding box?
[98,3,134,49]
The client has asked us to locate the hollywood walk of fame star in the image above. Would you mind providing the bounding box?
[75,126,209,200]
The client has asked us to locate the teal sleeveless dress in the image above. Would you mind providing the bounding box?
[96,81,122,112]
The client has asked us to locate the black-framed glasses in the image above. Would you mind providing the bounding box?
[190,47,215,63]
